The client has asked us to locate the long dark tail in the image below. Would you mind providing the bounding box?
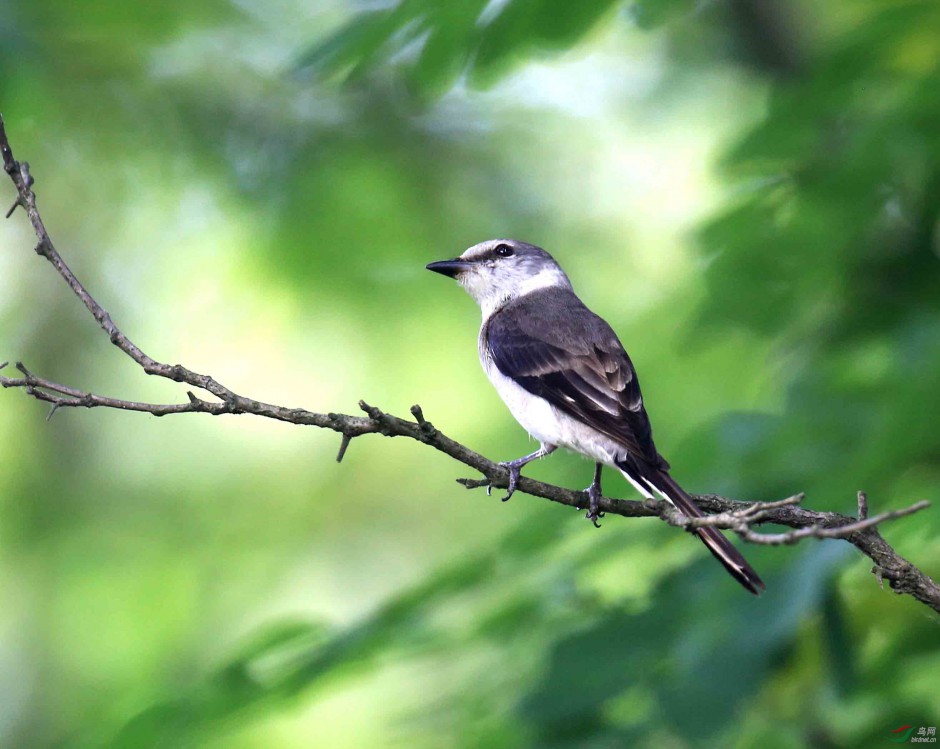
[620,462,765,595]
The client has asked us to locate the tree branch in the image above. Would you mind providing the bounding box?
[2,114,938,614]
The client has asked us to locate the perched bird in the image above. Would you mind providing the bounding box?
[427,239,764,595]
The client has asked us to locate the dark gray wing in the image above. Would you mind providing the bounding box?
[484,289,666,468]
[486,290,764,593]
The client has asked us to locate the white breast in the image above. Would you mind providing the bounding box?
[478,333,627,468]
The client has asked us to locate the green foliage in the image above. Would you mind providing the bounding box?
[296,0,621,96]
[1,1,939,748]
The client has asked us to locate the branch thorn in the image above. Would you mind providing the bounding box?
[336,432,352,463]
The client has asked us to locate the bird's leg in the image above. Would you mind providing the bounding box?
[496,444,557,502]
[584,463,604,527]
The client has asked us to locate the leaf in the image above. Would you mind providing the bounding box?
[627,0,692,31]
[406,0,491,98]
[517,543,851,743]
[471,0,621,88]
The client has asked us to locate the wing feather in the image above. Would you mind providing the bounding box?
[485,290,665,467]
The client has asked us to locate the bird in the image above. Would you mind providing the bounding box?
[426,238,764,595]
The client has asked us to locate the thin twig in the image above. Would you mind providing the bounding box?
[1,114,938,614]
[667,496,930,545]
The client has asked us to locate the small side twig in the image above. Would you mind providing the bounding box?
[666,495,930,546]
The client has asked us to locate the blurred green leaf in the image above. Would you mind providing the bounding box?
[298,0,622,95]
[627,0,691,31]
[4,1,940,747]
[471,0,621,87]
[518,543,851,744]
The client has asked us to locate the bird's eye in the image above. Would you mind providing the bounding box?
[494,244,514,258]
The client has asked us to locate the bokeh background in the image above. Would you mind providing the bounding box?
[1,0,939,746]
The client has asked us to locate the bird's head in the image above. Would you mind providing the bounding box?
[426,239,572,315]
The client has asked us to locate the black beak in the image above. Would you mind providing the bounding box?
[426,259,472,278]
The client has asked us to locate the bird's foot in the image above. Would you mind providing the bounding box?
[581,463,605,527]
[583,482,604,528]
[496,460,523,502]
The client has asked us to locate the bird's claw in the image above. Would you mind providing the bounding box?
[584,483,604,528]
[497,461,522,502]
